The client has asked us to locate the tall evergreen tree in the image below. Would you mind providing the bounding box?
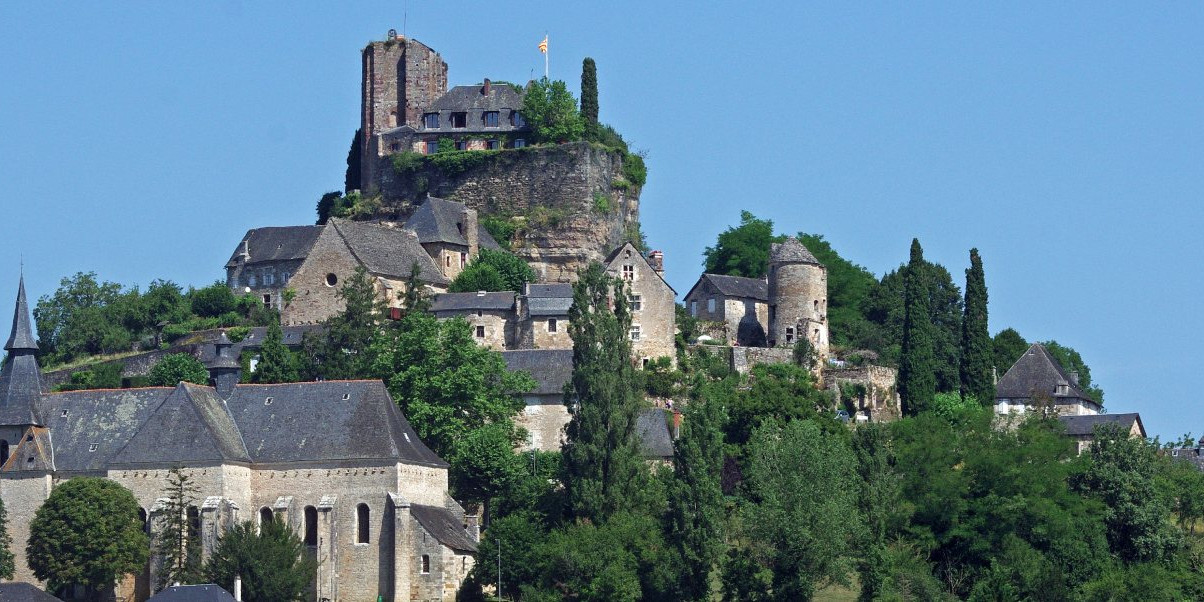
[668,397,726,601]
[155,467,203,591]
[959,248,993,402]
[345,128,361,193]
[898,239,936,414]
[851,423,899,601]
[254,320,298,384]
[561,263,646,523]
[299,266,382,380]
[580,58,599,135]
[0,497,14,580]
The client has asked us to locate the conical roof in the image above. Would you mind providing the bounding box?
[769,237,822,266]
[5,276,38,352]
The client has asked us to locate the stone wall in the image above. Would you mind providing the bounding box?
[370,143,641,282]
[730,346,797,375]
[826,365,900,421]
[517,394,570,452]
[361,37,448,189]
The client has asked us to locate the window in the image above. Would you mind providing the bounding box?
[451,112,467,128]
[262,294,271,306]
[456,139,468,151]
[483,111,499,127]
[785,327,795,344]
[60,410,68,418]
[259,507,274,528]
[622,265,635,281]
[446,256,451,267]
[475,325,485,338]
[357,503,370,543]
[690,301,697,316]
[421,554,431,574]
[630,325,641,342]
[262,272,274,286]
[630,294,642,311]
[138,508,149,534]
[89,443,99,452]
[487,139,500,150]
[814,300,819,311]
[187,506,200,541]
[424,112,439,129]
[425,140,438,154]
[389,142,401,152]
[304,506,318,546]
[512,111,526,127]
[460,252,468,268]
[325,273,338,287]
[547,318,558,333]
[248,274,257,287]
[707,298,715,313]
[0,441,7,465]
[282,271,290,283]
[513,138,526,148]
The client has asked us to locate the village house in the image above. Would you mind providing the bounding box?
[0,278,478,602]
[516,283,573,350]
[430,291,516,351]
[995,343,1103,416]
[682,273,769,346]
[1058,413,1147,455]
[604,245,676,366]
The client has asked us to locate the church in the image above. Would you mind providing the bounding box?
[0,277,477,602]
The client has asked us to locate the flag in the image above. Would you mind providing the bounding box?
[538,36,548,54]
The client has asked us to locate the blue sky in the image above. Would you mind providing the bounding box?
[1,3,1201,440]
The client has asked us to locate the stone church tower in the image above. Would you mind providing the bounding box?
[767,237,829,363]
[360,30,449,189]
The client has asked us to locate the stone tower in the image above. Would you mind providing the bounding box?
[767,237,829,362]
[360,31,449,190]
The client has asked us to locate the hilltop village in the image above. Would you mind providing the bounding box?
[0,30,1186,602]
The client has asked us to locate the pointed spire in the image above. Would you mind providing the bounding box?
[5,275,39,353]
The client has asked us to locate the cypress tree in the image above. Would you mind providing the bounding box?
[0,497,14,580]
[345,128,361,193]
[254,320,298,384]
[959,248,993,402]
[561,263,646,523]
[898,239,936,414]
[580,58,599,136]
[155,467,203,590]
[668,397,726,601]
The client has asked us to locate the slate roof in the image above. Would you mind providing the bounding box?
[0,277,43,426]
[1059,413,1144,437]
[636,408,674,459]
[224,380,446,467]
[431,291,516,313]
[502,349,573,396]
[769,237,822,266]
[404,196,501,250]
[996,344,1096,404]
[112,383,251,467]
[147,584,237,602]
[687,274,769,302]
[329,219,448,285]
[224,226,322,268]
[5,277,38,351]
[603,242,677,295]
[35,388,172,471]
[411,504,478,553]
[0,582,63,601]
[428,84,525,114]
[525,283,573,317]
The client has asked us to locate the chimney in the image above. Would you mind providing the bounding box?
[234,574,242,601]
[240,239,250,263]
[648,250,665,277]
[482,78,492,95]
[206,332,242,397]
[1068,371,1080,387]
[462,207,479,260]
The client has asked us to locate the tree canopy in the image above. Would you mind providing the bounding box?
[703,211,782,278]
[449,248,537,294]
[204,519,316,602]
[521,77,585,144]
[148,352,210,387]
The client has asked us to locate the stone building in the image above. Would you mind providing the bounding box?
[994,343,1102,416]
[429,291,516,351]
[406,195,501,281]
[767,237,829,361]
[604,243,677,365]
[1058,413,1145,455]
[516,283,573,350]
[0,278,477,601]
[503,349,573,451]
[682,274,768,346]
[359,31,529,190]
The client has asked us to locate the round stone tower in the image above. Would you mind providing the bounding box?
[767,237,829,362]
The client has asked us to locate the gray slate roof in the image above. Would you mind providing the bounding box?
[0,582,63,601]
[0,354,43,426]
[428,84,524,113]
[996,344,1096,403]
[147,584,237,602]
[405,196,500,250]
[112,384,250,466]
[689,274,768,302]
[225,226,322,268]
[36,388,172,471]
[769,237,822,266]
[431,291,516,313]
[5,277,38,351]
[1059,413,1144,437]
[329,219,449,285]
[603,242,677,295]
[411,504,478,553]
[636,408,674,459]
[502,349,573,397]
[525,283,573,317]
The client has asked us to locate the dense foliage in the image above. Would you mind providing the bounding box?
[580,57,599,133]
[27,478,149,600]
[253,319,298,383]
[702,210,781,278]
[147,352,210,387]
[521,77,585,144]
[204,519,316,602]
[899,239,937,414]
[448,248,537,294]
[960,248,993,402]
[0,498,13,580]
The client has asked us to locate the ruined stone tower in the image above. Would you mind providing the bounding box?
[767,237,829,362]
[360,31,448,190]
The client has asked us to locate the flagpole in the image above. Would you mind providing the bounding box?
[544,33,549,79]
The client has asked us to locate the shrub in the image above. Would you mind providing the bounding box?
[149,353,210,387]
[622,153,647,188]
[593,192,612,214]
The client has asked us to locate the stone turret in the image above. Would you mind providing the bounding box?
[767,237,828,364]
[206,333,241,397]
[0,276,43,427]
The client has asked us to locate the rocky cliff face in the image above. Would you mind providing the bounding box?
[369,142,641,282]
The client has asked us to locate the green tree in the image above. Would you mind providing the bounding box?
[580,58,599,134]
[345,128,361,192]
[668,397,726,601]
[851,423,900,601]
[521,77,585,144]
[863,258,963,390]
[448,248,537,294]
[189,282,239,318]
[741,419,862,601]
[898,239,936,414]
[959,249,993,402]
[719,362,833,452]
[34,272,130,364]
[561,263,647,523]
[204,519,316,602]
[315,191,347,225]
[148,353,209,387]
[1041,340,1105,405]
[253,320,298,383]
[27,478,149,601]
[0,498,14,580]
[300,266,382,380]
[702,211,783,278]
[154,467,202,590]
[992,327,1028,373]
[796,233,884,351]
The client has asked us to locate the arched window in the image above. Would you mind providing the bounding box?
[304,506,318,546]
[0,440,8,466]
[356,503,370,544]
[259,507,274,528]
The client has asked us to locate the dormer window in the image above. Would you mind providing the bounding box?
[483,111,499,127]
[89,443,99,452]
[451,112,467,128]
[511,111,526,127]
[424,113,439,129]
